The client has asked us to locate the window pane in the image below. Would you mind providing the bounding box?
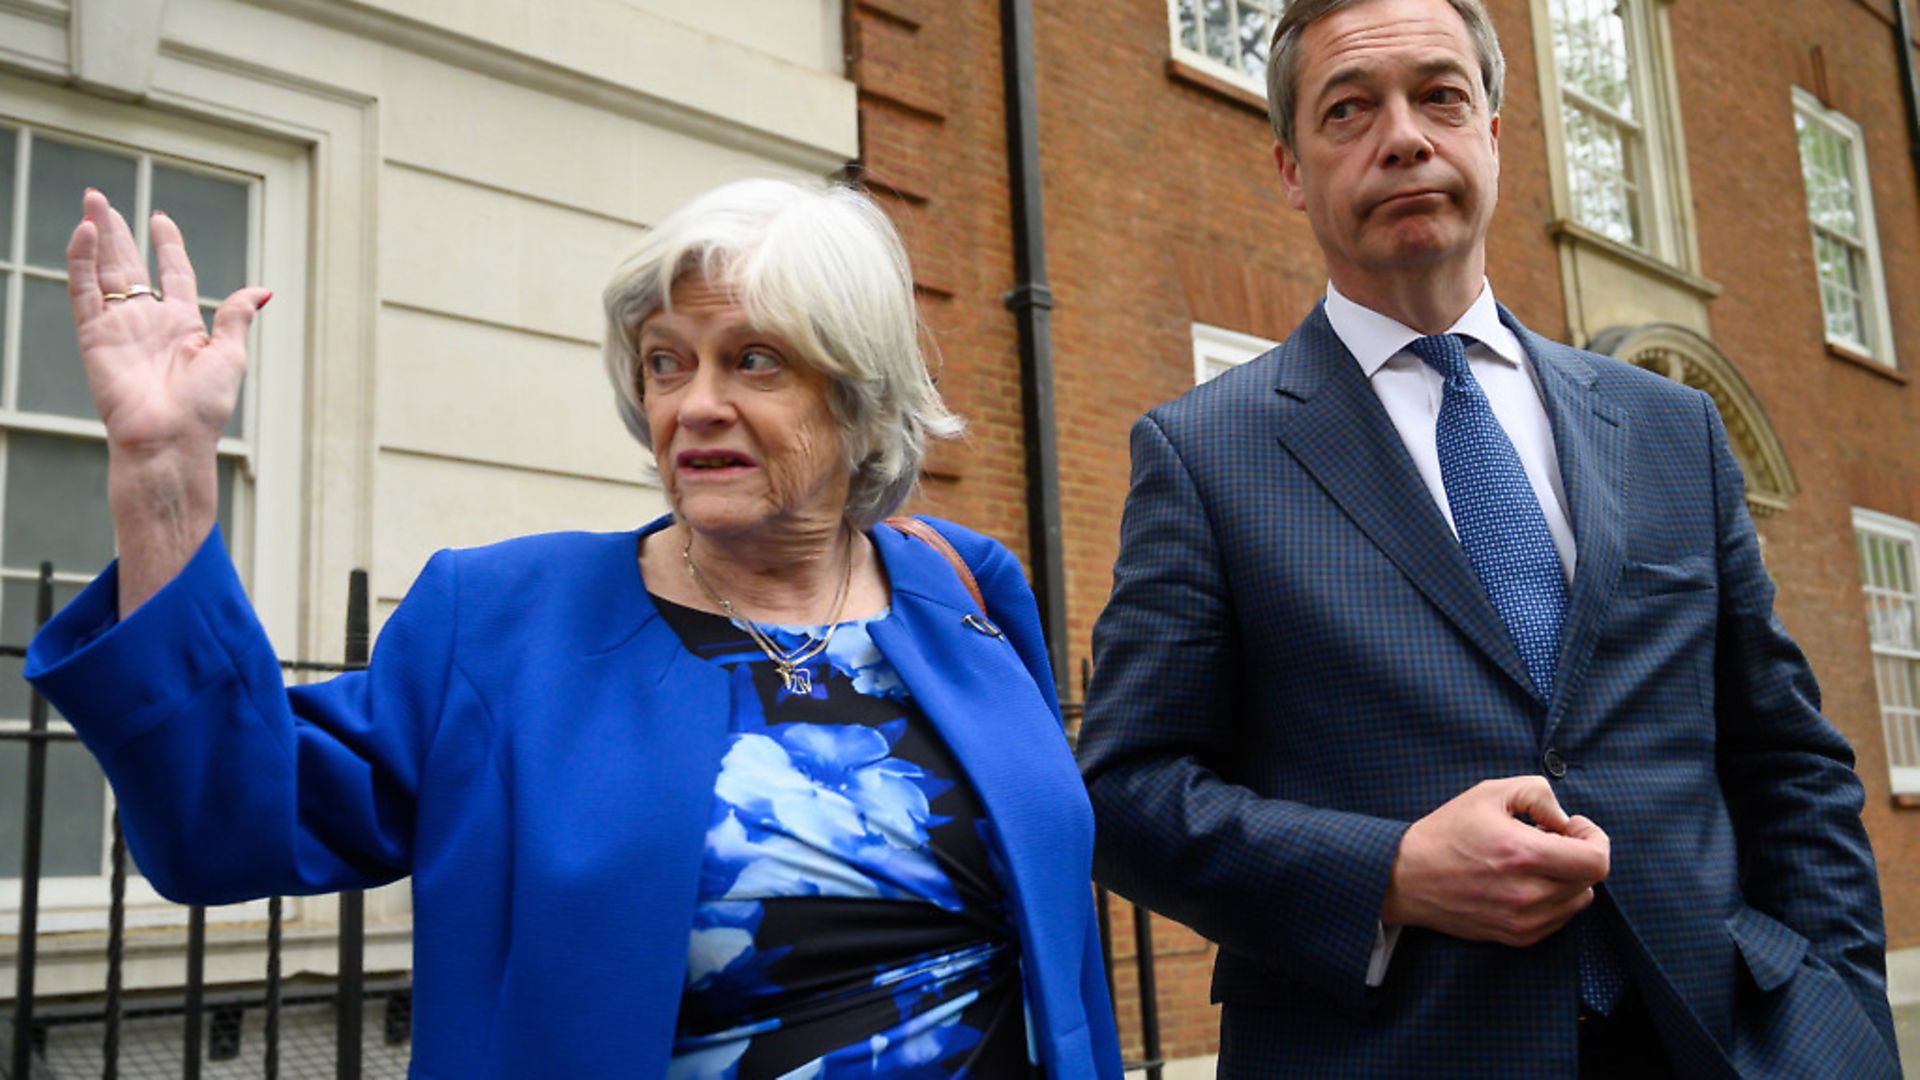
[0,433,237,597]
[1236,1,1272,82]
[1820,143,1856,236]
[1789,102,1881,351]
[1860,522,1920,791]
[0,577,82,722]
[1797,115,1862,242]
[18,275,93,419]
[1176,0,1200,52]
[1884,597,1917,651]
[1884,654,1914,709]
[1862,534,1920,650]
[148,165,248,299]
[19,280,242,431]
[1203,0,1232,67]
[1877,654,1920,772]
[1891,541,1920,650]
[1564,106,1640,245]
[27,137,135,270]
[0,738,107,877]
[1845,246,1874,348]
[0,125,16,258]
[217,454,236,544]
[1552,0,1636,117]
[3,431,115,574]
[1814,232,1862,344]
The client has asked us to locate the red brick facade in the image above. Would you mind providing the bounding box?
[849,0,1920,1062]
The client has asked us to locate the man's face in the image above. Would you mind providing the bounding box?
[1275,0,1500,291]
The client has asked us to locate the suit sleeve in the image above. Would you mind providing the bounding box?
[1078,412,1408,1009]
[25,527,457,905]
[1704,396,1898,1054]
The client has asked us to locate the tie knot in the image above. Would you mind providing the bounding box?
[1408,333,1472,380]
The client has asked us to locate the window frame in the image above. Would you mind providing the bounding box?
[0,123,259,594]
[1192,321,1278,384]
[1553,6,1650,249]
[1852,508,1920,797]
[1792,87,1896,367]
[1166,0,1285,99]
[1532,0,1701,273]
[0,79,309,931]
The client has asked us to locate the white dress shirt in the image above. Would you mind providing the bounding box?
[1320,280,1578,986]
[1324,281,1576,577]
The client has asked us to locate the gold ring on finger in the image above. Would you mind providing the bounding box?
[123,284,161,301]
[101,291,130,302]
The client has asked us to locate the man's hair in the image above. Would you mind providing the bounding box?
[1265,0,1506,153]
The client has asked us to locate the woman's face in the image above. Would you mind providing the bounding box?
[637,275,848,542]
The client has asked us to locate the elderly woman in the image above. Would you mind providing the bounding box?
[25,180,1122,1079]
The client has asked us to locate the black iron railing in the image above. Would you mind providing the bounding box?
[1068,659,1164,1080]
[4,562,396,1080]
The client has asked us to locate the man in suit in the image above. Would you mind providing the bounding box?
[1076,0,1903,1075]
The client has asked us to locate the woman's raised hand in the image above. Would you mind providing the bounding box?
[67,188,270,459]
[66,188,271,613]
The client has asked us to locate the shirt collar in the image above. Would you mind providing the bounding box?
[1323,279,1526,378]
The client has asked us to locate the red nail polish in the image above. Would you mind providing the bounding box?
[257,292,273,311]
[83,215,93,223]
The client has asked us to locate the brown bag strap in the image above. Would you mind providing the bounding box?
[884,516,985,614]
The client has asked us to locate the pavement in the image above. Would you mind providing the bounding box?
[1138,1006,1920,1077]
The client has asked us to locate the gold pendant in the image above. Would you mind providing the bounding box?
[780,664,812,695]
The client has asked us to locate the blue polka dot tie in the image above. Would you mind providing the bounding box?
[1407,333,1566,697]
[1408,333,1625,1014]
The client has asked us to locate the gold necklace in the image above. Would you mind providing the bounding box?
[682,529,855,694]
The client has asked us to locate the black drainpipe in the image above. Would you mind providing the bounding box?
[1896,0,1920,186]
[1000,0,1070,701]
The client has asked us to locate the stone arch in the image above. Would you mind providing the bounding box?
[1586,323,1799,518]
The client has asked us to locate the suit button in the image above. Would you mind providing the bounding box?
[1542,748,1568,779]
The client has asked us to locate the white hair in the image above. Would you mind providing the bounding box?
[603,178,964,528]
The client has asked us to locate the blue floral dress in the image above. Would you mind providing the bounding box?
[656,595,1041,1079]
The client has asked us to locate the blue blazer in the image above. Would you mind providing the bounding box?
[28,514,1123,1080]
[1077,304,1900,1078]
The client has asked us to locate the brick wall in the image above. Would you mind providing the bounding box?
[846,0,1032,549]
[1666,0,1920,938]
[851,0,1920,1061]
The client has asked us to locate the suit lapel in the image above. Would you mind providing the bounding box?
[1272,304,1539,701]
[1502,310,1629,738]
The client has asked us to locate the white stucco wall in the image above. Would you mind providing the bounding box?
[0,0,856,995]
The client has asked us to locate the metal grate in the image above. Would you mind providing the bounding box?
[9,988,411,1080]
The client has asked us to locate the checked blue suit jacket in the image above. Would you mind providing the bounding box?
[1077,303,1901,1078]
